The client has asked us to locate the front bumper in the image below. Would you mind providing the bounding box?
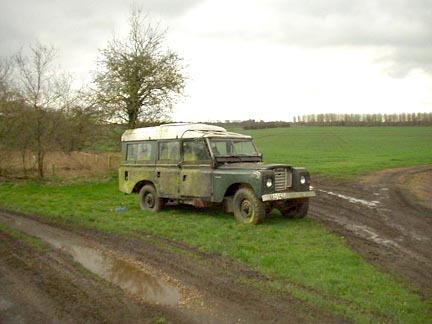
[261,191,316,202]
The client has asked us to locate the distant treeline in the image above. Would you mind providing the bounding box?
[294,113,432,126]
[211,119,292,130]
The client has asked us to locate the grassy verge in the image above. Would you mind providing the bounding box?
[0,179,431,323]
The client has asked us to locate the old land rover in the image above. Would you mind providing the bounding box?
[119,123,315,224]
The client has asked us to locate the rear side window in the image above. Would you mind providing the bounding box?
[158,141,180,162]
[136,142,153,161]
[126,144,138,161]
[126,142,155,163]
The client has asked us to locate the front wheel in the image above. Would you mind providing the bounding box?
[233,187,266,224]
[279,198,309,219]
[139,184,164,212]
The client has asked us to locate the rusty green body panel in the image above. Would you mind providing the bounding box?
[212,168,264,202]
[156,164,180,197]
[119,165,155,194]
[180,165,213,198]
[119,162,263,202]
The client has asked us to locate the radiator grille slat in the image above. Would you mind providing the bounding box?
[274,168,292,191]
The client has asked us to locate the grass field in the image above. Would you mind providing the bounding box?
[233,126,432,178]
[1,126,432,322]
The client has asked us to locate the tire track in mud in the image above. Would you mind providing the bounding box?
[0,230,182,324]
[0,211,341,324]
[310,166,432,299]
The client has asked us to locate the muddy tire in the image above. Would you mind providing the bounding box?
[265,204,273,215]
[279,198,309,219]
[233,187,266,224]
[139,185,164,212]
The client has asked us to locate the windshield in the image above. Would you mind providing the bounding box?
[209,139,260,157]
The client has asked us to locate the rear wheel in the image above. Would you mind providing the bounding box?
[139,184,164,212]
[279,198,309,219]
[233,187,266,224]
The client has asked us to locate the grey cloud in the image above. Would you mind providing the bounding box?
[2,0,431,78]
[284,0,431,46]
[139,0,203,16]
[0,0,202,58]
[209,0,432,77]
[380,47,432,78]
[275,0,432,77]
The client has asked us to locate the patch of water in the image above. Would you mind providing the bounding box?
[345,224,399,248]
[0,214,181,306]
[318,189,380,208]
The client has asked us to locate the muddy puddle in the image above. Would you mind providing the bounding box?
[0,214,181,306]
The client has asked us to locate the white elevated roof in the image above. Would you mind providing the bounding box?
[121,123,251,141]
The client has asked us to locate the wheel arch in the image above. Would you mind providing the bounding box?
[133,180,155,193]
[221,182,256,213]
[223,182,254,199]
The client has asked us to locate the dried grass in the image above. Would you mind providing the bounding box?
[0,150,120,180]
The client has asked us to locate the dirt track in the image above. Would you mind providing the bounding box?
[311,165,432,300]
[0,165,431,323]
[0,214,338,324]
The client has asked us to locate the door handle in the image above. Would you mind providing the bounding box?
[157,171,161,178]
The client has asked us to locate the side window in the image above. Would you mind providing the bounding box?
[126,143,138,161]
[183,140,210,163]
[126,142,155,162]
[158,141,180,162]
[136,142,154,162]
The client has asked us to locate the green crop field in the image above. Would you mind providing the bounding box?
[1,126,431,323]
[231,126,432,178]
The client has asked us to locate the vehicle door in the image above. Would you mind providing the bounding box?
[156,140,180,197]
[180,139,213,198]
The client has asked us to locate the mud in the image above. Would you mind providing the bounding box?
[0,214,181,307]
[0,231,187,324]
[0,214,338,324]
[311,165,432,299]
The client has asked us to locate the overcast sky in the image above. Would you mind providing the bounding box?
[1,0,432,122]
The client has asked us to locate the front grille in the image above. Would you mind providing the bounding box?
[274,168,292,191]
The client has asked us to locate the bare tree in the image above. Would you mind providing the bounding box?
[94,8,185,128]
[0,58,12,174]
[14,42,72,178]
[0,58,12,97]
[59,88,102,152]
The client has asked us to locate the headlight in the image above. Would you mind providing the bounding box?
[300,175,306,185]
[266,178,273,188]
